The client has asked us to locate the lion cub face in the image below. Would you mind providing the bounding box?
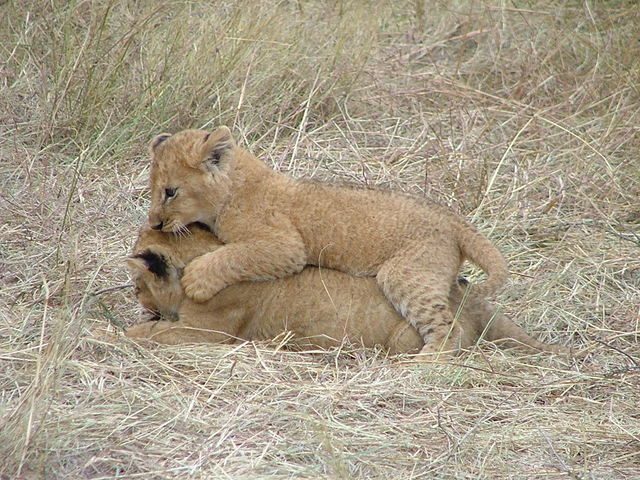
[127,224,221,319]
[147,127,236,233]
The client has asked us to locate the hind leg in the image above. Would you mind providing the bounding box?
[377,248,461,358]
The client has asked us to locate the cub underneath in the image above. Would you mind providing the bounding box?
[146,127,509,357]
[126,224,566,356]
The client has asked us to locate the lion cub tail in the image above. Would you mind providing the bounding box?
[456,221,509,298]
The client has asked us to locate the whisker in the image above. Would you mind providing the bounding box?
[177,223,189,238]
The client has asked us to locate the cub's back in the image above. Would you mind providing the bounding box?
[284,181,459,270]
[228,266,422,351]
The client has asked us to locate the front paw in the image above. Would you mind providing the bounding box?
[182,258,226,302]
[183,278,218,303]
[125,322,156,339]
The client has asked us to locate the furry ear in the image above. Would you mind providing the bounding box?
[198,126,235,171]
[126,256,148,275]
[150,133,172,153]
[128,250,169,278]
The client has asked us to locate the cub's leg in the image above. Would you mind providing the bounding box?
[182,223,306,302]
[377,245,461,358]
[483,312,570,354]
[452,279,570,355]
[125,320,189,344]
[125,320,236,345]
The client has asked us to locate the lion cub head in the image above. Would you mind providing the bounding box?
[127,224,221,319]
[147,127,237,233]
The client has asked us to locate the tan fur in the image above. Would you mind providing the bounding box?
[147,127,509,356]
[125,225,567,356]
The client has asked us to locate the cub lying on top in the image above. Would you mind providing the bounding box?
[126,224,567,355]
[147,127,508,356]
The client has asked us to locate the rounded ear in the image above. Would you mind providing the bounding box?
[196,126,235,171]
[127,250,169,278]
[126,256,148,275]
[149,133,172,154]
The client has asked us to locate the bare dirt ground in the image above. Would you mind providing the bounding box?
[1,1,639,478]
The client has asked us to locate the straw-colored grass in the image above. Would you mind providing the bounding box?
[1,1,638,478]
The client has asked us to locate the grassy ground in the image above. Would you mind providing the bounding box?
[1,0,639,478]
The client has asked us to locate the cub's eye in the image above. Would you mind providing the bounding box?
[165,187,177,199]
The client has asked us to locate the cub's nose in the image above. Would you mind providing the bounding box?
[151,221,164,231]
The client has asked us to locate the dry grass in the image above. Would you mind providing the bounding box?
[1,0,639,478]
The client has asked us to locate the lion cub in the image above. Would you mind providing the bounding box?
[146,127,509,356]
[126,224,567,355]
